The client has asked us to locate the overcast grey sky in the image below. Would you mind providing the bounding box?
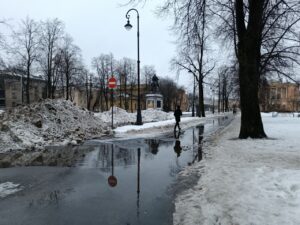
[1,0,195,89]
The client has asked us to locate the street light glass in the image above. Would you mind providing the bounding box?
[124,20,133,30]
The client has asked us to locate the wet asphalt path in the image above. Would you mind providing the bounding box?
[0,115,233,225]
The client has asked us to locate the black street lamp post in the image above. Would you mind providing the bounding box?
[125,8,142,125]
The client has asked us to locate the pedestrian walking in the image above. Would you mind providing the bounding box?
[174,105,182,131]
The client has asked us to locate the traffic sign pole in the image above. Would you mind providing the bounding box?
[108,76,117,129]
[111,89,114,129]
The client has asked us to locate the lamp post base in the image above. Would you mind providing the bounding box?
[136,110,143,125]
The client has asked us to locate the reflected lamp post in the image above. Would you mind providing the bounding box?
[124,8,142,125]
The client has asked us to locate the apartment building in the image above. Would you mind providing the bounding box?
[260,82,300,112]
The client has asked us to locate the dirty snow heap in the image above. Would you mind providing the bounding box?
[0,99,110,153]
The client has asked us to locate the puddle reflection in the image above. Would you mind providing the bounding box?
[0,116,233,225]
[191,125,204,163]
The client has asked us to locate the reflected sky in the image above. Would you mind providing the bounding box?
[0,116,232,225]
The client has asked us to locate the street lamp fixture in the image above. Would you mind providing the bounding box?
[124,19,133,30]
[124,8,142,125]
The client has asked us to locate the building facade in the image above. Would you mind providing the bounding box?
[71,83,189,113]
[0,72,189,113]
[260,82,300,112]
[0,73,46,108]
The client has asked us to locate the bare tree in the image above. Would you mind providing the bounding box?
[142,0,300,138]
[138,0,214,117]
[91,53,115,111]
[60,35,82,100]
[142,65,156,92]
[116,58,136,110]
[172,43,215,117]
[0,20,9,70]
[85,71,94,110]
[217,65,238,112]
[171,0,213,117]
[158,77,183,112]
[10,17,40,104]
[233,1,268,138]
[39,18,64,98]
[214,0,300,138]
[127,61,137,112]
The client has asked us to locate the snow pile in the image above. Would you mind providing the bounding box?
[0,99,110,153]
[94,107,173,126]
[0,110,4,115]
[262,112,300,118]
[94,107,135,126]
[174,115,300,225]
[0,101,178,153]
[141,108,173,122]
[0,182,23,198]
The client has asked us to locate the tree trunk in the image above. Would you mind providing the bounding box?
[198,80,205,117]
[66,71,69,100]
[47,71,51,98]
[130,85,133,113]
[124,76,128,111]
[238,53,266,138]
[26,65,30,104]
[104,87,109,111]
[236,0,267,138]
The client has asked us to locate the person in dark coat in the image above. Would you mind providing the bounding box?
[174,105,182,131]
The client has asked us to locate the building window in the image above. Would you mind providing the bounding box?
[270,88,276,99]
[157,100,161,108]
[12,91,17,100]
[0,90,5,98]
[34,87,39,100]
[281,88,287,99]
[276,88,281,99]
[0,99,5,106]
[147,100,154,108]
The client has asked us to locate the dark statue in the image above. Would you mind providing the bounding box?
[151,74,159,93]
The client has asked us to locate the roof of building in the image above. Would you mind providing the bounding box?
[0,71,45,82]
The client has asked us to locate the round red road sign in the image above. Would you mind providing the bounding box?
[108,175,117,187]
[108,77,117,89]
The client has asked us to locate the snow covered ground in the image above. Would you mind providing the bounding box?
[0,99,216,153]
[4,99,299,224]
[174,113,300,225]
[0,182,23,198]
[114,117,211,138]
[0,99,226,153]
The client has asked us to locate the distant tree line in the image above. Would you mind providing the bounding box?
[0,17,184,112]
[130,0,300,139]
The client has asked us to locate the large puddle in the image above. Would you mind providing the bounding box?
[0,115,232,225]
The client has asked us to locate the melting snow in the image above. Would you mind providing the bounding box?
[173,114,300,225]
[0,100,202,152]
[0,182,23,198]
